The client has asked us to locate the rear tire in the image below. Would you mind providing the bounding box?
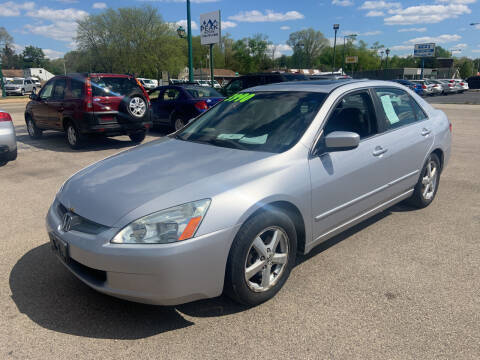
[173,116,185,131]
[129,130,146,144]
[26,116,43,139]
[65,121,84,149]
[8,148,17,161]
[406,153,441,208]
[224,209,297,306]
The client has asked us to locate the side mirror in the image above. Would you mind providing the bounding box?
[324,131,360,151]
[29,93,38,100]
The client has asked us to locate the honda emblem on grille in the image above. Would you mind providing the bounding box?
[62,213,73,232]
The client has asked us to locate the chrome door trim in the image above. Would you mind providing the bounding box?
[314,170,418,222]
[306,189,414,253]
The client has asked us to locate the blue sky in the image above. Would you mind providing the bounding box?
[0,0,479,60]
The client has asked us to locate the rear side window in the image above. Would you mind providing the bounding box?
[69,79,84,99]
[225,79,243,96]
[185,87,222,98]
[52,79,66,99]
[91,77,139,97]
[374,88,426,130]
[163,88,180,100]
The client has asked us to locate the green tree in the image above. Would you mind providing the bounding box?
[22,46,46,68]
[287,28,329,68]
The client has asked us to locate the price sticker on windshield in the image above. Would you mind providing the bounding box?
[225,93,256,103]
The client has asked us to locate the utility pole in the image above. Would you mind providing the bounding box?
[333,24,339,74]
[187,0,194,83]
[0,41,6,97]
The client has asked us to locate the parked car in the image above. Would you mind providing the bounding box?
[466,76,480,89]
[391,79,424,96]
[221,72,309,96]
[138,78,156,90]
[438,79,458,94]
[411,80,435,96]
[148,84,224,131]
[0,110,17,164]
[47,79,451,306]
[308,74,352,80]
[425,79,446,95]
[5,78,37,96]
[28,77,42,88]
[453,79,468,92]
[25,73,152,149]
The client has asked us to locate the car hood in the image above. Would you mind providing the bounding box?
[58,138,273,227]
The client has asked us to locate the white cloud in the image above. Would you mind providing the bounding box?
[404,34,461,44]
[362,30,382,36]
[385,4,471,25]
[55,0,78,3]
[472,49,480,53]
[176,19,199,30]
[11,43,24,52]
[268,44,292,58]
[222,21,237,29]
[454,43,468,49]
[398,27,427,32]
[0,1,34,17]
[366,11,384,16]
[24,21,80,42]
[342,30,381,36]
[359,1,401,10]
[92,2,107,9]
[436,0,476,3]
[389,45,414,51]
[26,7,88,22]
[228,10,304,22]
[280,26,291,30]
[332,0,354,6]
[43,48,65,59]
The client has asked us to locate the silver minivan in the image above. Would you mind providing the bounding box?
[47,80,452,306]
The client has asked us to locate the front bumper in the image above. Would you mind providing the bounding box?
[46,199,239,305]
[5,88,22,94]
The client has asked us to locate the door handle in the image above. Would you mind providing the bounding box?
[372,146,388,157]
[421,128,431,136]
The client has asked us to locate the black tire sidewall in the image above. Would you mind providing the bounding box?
[410,153,441,208]
[129,130,147,143]
[26,117,42,139]
[225,209,297,306]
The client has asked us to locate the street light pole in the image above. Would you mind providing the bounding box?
[333,24,339,74]
[385,48,390,69]
[0,42,5,98]
[186,0,194,83]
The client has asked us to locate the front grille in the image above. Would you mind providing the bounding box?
[57,202,109,235]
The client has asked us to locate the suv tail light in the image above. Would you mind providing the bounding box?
[134,78,151,106]
[195,101,208,111]
[84,77,93,111]
[460,82,464,86]
[0,112,12,122]
[422,85,427,89]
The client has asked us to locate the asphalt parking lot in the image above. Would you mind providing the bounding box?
[1,98,479,359]
[425,90,480,105]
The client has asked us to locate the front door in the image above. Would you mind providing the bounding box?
[309,90,393,242]
[47,78,67,129]
[32,80,54,128]
[155,87,181,123]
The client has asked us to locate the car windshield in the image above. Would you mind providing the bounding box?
[175,91,326,153]
[91,76,139,97]
[185,87,222,98]
[142,79,153,84]
[12,80,23,84]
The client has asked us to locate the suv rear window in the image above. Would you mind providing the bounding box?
[91,76,139,97]
[185,87,222,98]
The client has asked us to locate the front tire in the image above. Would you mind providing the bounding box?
[407,153,441,208]
[225,209,297,306]
[129,130,146,144]
[173,116,186,131]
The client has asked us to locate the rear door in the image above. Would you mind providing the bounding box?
[370,87,435,196]
[148,88,164,123]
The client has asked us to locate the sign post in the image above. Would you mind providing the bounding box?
[414,43,435,80]
[345,56,358,77]
[200,10,221,87]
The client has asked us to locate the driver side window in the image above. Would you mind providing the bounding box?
[39,81,54,100]
[323,91,378,140]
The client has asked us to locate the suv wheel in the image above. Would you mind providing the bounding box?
[129,130,146,144]
[174,117,185,131]
[127,95,147,118]
[26,117,43,139]
[65,122,84,149]
[32,87,36,94]
[21,89,25,96]
[225,209,297,306]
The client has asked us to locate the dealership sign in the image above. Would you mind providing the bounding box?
[200,10,221,45]
[414,43,435,58]
[345,56,358,64]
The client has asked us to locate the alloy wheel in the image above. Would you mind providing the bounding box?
[27,119,35,137]
[175,118,185,131]
[421,160,438,200]
[67,125,77,146]
[244,227,289,292]
[128,97,146,117]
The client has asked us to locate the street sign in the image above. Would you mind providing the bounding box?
[414,43,435,58]
[345,56,358,64]
[200,10,221,45]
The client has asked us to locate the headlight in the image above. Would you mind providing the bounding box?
[111,199,211,244]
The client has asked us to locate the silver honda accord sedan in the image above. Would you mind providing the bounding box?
[47,80,451,306]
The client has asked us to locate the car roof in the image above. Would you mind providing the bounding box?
[245,79,370,93]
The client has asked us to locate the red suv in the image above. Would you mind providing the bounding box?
[25,73,152,149]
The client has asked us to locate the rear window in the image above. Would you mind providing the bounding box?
[185,87,222,98]
[90,76,139,97]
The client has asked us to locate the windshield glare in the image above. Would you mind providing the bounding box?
[176,91,326,153]
[91,77,139,97]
